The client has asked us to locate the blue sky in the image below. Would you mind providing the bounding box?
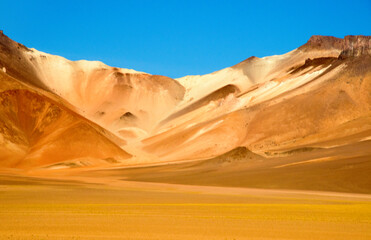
[1,0,370,78]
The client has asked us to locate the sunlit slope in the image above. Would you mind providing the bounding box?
[142,36,371,162]
[0,31,185,142]
[0,31,370,168]
[0,72,131,169]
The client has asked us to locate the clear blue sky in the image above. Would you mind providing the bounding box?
[1,0,370,78]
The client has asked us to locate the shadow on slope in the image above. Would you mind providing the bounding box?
[0,72,131,169]
[91,142,371,194]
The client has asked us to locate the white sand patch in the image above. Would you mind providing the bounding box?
[184,119,224,144]
[273,155,361,168]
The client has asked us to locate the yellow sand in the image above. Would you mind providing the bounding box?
[0,175,370,240]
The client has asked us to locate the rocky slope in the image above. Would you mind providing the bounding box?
[0,32,370,170]
[143,35,371,162]
[0,72,132,170]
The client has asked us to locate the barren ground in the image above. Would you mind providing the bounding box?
[0,175,370,240]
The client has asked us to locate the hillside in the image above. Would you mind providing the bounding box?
[0,32,370,193]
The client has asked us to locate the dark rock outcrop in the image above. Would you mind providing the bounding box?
[300,35,371,57]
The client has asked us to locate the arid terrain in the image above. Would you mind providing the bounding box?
[1,175,371,240]
[0,31,370,239]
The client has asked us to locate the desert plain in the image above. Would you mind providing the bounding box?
[0,32,371,239]
[0,173,371,240]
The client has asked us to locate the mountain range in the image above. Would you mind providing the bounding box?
[0,32,370,192]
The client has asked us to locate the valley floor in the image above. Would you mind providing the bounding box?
[0,175,370,240]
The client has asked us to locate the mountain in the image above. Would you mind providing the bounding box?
[142,35,371,162]
[0,31,370,181]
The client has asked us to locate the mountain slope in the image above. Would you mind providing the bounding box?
[141,36,371,162]
[0,32,370,171]
[101,141,371,193]
[0,31,185,144]
[0,70,131,169]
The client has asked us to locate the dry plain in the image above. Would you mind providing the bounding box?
[0,175,371,240]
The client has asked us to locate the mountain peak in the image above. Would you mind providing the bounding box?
[305,35,344,49]
[300,35,371,57]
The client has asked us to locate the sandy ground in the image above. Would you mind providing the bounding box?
[0,175,370,240]
[77,140,371,194]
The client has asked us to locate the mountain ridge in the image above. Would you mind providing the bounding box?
[0,32,370,173]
